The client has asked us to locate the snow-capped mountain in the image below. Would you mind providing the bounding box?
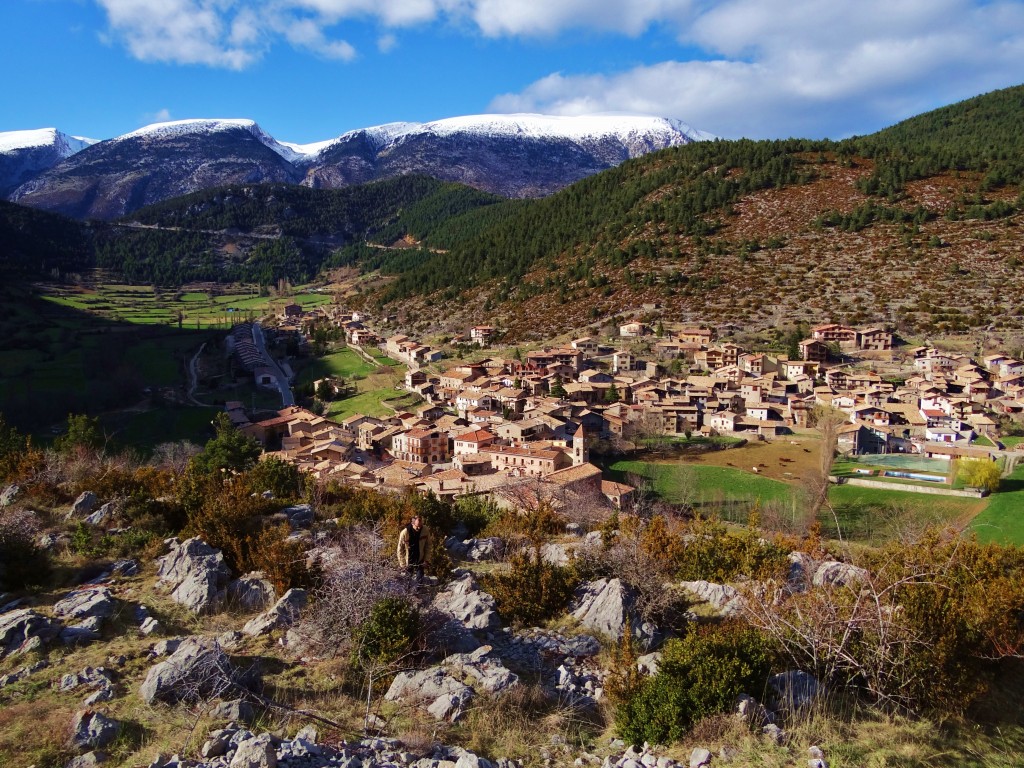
[0,128,96,196]
[7,114,713,219]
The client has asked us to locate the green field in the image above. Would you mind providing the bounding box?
[611,455,993,544]
[40,283,331,329]
[1000,436,1024,449]
[969,465,1024,545]
[298,348,378,384]
[0,286,215,433]
[609,460,793,506]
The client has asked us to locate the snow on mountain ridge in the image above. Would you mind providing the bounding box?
[0,128,96,157]
[306,114,714,160]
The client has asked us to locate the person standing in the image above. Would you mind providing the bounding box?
[397,514,429,582]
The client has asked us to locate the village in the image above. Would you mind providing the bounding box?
[220,299,1021,511]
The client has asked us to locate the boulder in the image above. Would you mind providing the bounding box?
[69,710,122,752]
[211,698,256,723]
[84,503,116,527]
[60,617,104,645]
[813,561,869,588]
[678,580,743,616]
[156,537,232,615]
[0,608,61,658]
[228,573,277,612]
[735,693,773,725]
[281,504,314,529]
[139,636,235,705]
[385,647,518,722]
[570,579,657,648]
[540,543,570,566]
[242,589,307,636]
[70,491,99,517]
[431,574,500,630]
[0,483,20,507]
[768,670,820,713]
[689,748,712,768]
[53,587,117,622]
[636,652,662,676]
[387,665,475,722]
[786,552,813,592]
[445,536,505,562]
[66,752,108,768]
[230,734,277,768]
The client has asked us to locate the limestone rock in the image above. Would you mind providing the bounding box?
[636,652,662,676]
[540,542,570,566]
[242,589,307,636]
[230,734,277,768]
[813,561,869,588]
[446,536,505,562]
[228,573,277,612]
[156,537,232,615]
[69,710,122,752]
[281,504,314,529]
[0,608,61,658]
[84,503,116,527]
[139,636,234,705]
[769,670,820,713]
[53,587,116,622]
[0,483,20,507]
[679,580,742,616]
[431,574,500,630]
[570,578,657,647]
[60,616,104,646]
[211,698,256,723]
[66,752,108,768]
[689,748,712,768]
[70,491,98,518]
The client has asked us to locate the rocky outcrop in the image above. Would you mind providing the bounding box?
[445,537,505,562]
[813,561,869,588]
[53,587,116,622]
[228,573,277,613]
[0,608,61,658]
[69,491,98,518]
[156,538,232,615]
[569,578,657,648]
[678,580,743,617]
[385,646,518,721]
[69,710,122,752]
[431,574,499,631]
[139,636,236,705]
[241,589,307,637]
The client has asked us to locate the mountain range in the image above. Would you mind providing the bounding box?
[0,114,711,220]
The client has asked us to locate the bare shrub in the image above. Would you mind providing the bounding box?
[740,529,1024,715]
[0,506,49,590]
[298,524,417,660]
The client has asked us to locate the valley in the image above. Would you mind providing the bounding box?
[2,85,1024,768]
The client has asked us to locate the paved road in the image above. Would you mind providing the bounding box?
[252,323,295,407]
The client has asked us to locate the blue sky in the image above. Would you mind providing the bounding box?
[2,0,1023,144]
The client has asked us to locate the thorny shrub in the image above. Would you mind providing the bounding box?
[741,527,1024,716]
[483,546,578,626]
[615,623,774,746]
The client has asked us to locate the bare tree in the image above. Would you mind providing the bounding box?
[802,406,847,537]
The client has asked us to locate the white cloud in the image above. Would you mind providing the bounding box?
[490,0,1024,138]
[95,0,258,69]
[147,108,173,123]
[92,0,1024,139]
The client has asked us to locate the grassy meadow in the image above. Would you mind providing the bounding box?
[38,282,331,329]
[611,438,1019,545]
